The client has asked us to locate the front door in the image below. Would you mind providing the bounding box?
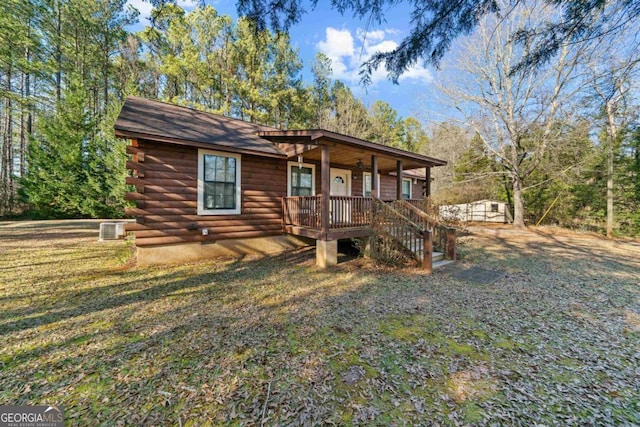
[330,168,351,196]
[330,168,351,224]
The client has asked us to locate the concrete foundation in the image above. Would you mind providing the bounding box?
[316,239,337,268]
[136,235,311,266]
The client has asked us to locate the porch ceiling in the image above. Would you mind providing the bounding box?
[294,144,429,173]
[259,129,447,172]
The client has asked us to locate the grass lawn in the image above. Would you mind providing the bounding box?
[1,220,639,426]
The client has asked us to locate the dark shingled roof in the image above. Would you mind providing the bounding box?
[114,96,286,157]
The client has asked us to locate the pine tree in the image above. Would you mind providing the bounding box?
[368,101,404,148]
[21,78,92,217]
[311,52,332,129]
[83,102,128,218]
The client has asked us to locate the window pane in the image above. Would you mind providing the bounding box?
[204,155,216,181]
[223,182,235,197]
[293,187,311,196]
[300,174,312,187]
[214,159,222,182]
[203,182,216,209]
[223,194,235,209]
[225,158,236,183]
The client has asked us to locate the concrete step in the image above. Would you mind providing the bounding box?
[413,251,445,261]
[432,259,455,270]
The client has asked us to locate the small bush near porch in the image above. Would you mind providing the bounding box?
[1,221,639,425]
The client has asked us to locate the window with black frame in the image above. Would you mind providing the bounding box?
[290,166,314,196]
[203,154,237,209]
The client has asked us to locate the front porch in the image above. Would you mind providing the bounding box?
[282,195,456,270]
[259,129,450,269]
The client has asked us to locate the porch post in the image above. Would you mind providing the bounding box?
[321,144,330,234]
[423,229,433,273]
[396,160,403,200]
[425,167,431,198]
[317,144,337,268]
[371,154,378,198]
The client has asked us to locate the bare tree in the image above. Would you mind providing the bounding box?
[434,1,588,227]
[585,27,640,238]
[423,121,473,200]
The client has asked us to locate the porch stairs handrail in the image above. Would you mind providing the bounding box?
[370,197,434,272]
[387,200,456,259]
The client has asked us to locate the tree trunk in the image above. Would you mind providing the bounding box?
[606,100,616,239]
[2,65,14,214]
[55,0,62,102]
[512,175,525,228]
[103,31,109,115]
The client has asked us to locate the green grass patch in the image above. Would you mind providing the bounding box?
[378,314,438,342]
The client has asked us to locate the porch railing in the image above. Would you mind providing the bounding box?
[330,196,372,228]
[388,199,456,259]
[282,196,321,229]
[282,196,456,268]
[282,195,373,229]
[371,197,433,271]
[406,198,439,217]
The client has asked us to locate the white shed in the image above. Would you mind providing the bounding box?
[440,200,512,223]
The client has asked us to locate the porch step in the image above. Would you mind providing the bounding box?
[409,249,445,263]
[432,259,455,270]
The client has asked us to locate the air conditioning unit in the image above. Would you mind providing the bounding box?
[99,222,127,241]
[115,222,126,238]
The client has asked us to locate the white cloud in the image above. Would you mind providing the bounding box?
[366,39,396,54]
[316,28,356,81]
[317,27,433,86]
[399,66,433,83]
[317,28,355,58]
[177,0,199,9]
[358,29,386,43]
[126,0,198,24]
[127,0,153,22]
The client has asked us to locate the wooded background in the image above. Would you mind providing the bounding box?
[0,0,638,236]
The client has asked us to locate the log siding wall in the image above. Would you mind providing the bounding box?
[125,139,430,247]
[125,140,287,247]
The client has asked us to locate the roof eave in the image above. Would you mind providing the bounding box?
[257,129,447,167]
[114,128,287,159]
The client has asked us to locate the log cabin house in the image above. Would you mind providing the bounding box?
[115,96,454,269]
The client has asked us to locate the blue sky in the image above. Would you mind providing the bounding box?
[126,0,436,119]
